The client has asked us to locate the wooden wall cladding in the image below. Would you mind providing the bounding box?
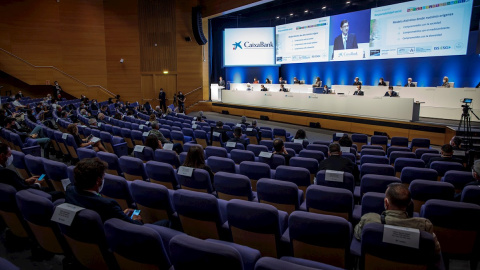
[176,0,204,109]
[104,0,142,102]
[0,0,203,105]
[138,0,177,73]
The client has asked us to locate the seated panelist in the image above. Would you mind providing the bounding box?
[279,77,287,84]
[353,85,364,96]
[384,86,398,97]
[405,78,415,87]
[260,85,268,91]
[279,84,289,92]
[323,85,330,94]
[353,77,362,86]
[441,76,451,88]
[378,77,387,86]
[293,77,301,84]
[265,78,271,84]
[253,78,259,84]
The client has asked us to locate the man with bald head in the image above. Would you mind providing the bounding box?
[354,183,440,252]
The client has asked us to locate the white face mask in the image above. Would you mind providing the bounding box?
[6,155,13,167]
[443,79,447,83]
[379,80,382,83]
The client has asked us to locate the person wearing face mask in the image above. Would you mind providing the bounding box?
[0,143,63,200]
[405,78,415,87]
[90,99,99,111]
[441,76,451,88]
[353,85,364,96]
[378,77,387,86]
[65,158,144,225]
[354,183,440,254]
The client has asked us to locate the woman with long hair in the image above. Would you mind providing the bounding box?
[182,145,214,183]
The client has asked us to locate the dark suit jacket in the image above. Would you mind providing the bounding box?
[211,127,229,143]
[378,81,387,86]
[218,80,225,87]
[227,137,248,148]
[319,155,355,175]
[405,83,416,87]
[158,92,166,102]
[353,90,364,96]
[384,91,398,97]
[353,81,362,86]
[333,33,358,50]
[0,167,38,191]
[65,186,142,225]
[426,156,464,168]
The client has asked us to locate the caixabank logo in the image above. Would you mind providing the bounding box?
[233,41,273,50]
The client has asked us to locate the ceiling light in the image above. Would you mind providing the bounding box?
[322,6,326,9]
[304,10,308,13]
[276,16,280,19]
[290,13,294,16]
[163,71,169,74]
[346,1,351,4]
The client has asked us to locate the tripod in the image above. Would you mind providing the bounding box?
[458,103,480,150]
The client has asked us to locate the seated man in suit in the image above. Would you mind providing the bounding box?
[211,121,229,143]
[353,85,364,96]
[384,86,398,97]
[66,157,145,225]
[227,127,248,149]
[405,78,415,87]
[353,77,362,86]
[260,85,268,91]
[279,84,288,92]
[441,76,451,88]
[319,143,358,181]
[426,144,463,168]
[333,19,358,51]
[322,85,330,94]
[378,77,387,86]
[278,77,286,84]
[0,142,63,201]
[354,183,440,253]
[293,77,301,84]
[273,138,292,166]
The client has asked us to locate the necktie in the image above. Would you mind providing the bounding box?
[343,36,347,49]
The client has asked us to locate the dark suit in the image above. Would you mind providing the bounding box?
[405,83,416,87]
[279,87,288,92]
[65,185,142,225]
[426,156,464,168]
[319,155,359,181]
[319,155,355,175]
[384,91,398,97]
[227,137,248,149]
[0,167,39,191]
[158,91,167,112]
[353,81,362,86]
[353,90,364,96]
[378,81,387,86]
[0,167,63,200]
[211,127,229,143]
[218,80,225,87]
[333,33,358,50]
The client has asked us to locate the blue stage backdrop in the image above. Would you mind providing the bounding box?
[217,31,480,88]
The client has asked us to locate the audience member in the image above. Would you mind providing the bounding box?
[67,124,106,152]
[150,121,171,146]
[354,183,440,253]
[450,136,462,149]
[240,116,249,126]
[426,144,463,168]
[338,134,353,147]
[0,143,63,201]
[145,134,162,151]
[66,158,143,225]
[227,127,248,148]
[88,118,99,129]
[182,145,214,184]
[211,121,229,143]
[273,138,292,165]
[294,129,309,147]
[319,143,356,178]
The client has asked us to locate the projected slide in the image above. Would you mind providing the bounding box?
[369,0,473,59]
[329,10,372,61]
[275,17,330,64]
[224,28,276,66]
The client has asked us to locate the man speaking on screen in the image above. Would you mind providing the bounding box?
[333,19,358,51]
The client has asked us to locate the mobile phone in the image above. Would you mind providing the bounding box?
[38,174,46,181]
[130,209,141,219]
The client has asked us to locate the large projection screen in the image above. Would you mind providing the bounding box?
[224,28,276,66]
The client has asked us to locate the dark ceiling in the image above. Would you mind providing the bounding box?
[212,0,480,31]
